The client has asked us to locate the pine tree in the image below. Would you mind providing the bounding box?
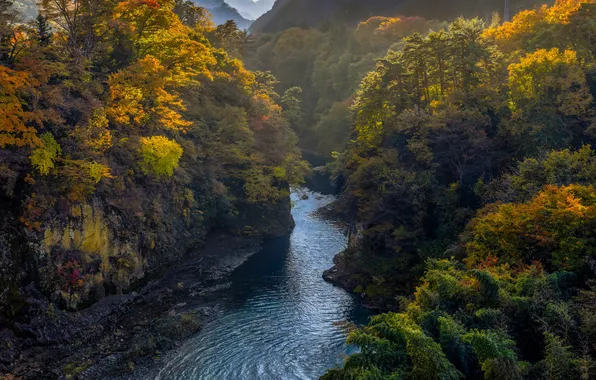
[35,13,52,46]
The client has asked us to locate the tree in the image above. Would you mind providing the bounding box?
[466,184,596,272]
[543,332,578,380]
[107,55,192,132]
[173,0,213,28]
[280,86,302,127]
[0,66,40,149]
[39,0,110,60]
[35,13,52,46]
[507,48,593,150]
[138,135,183,178]
[30,132,61,175]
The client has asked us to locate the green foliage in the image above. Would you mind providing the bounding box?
[329,252,596,379]
[462,330,517,363]
[337,312,461,379]
[319,0,596,315]
[30,133,61,175]
[542,332,578,380]
[138,136,183,179]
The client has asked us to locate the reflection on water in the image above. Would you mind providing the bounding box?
[155,190,372,380]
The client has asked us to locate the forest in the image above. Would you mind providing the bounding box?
[239,2,596,377]
[1,0,596,378]
[0,0,307,372]
[309,0,596,378]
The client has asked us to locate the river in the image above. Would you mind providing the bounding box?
[153,190,372,380]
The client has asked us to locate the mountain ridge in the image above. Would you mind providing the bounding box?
[251,0,553,33]
[192,0,254,28]
[225,0,275,19]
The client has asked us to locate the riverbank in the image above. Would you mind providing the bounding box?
[2,232,266,379]
[318,200,401,312]
[123,190,372,380]
[323,249,402,312]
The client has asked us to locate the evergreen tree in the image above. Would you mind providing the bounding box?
[35,13,52,46]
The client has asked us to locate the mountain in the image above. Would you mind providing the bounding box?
[251,0,551,33]
[224,0,275,19]
[193,0,254,29]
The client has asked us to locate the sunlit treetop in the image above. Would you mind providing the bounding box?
[107,55,192,132]
[483,0,596,50]
[508,48,592,115]
[112,0,216,82]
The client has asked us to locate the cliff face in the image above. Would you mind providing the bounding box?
[0,149,294,335]
[0,166,293,376]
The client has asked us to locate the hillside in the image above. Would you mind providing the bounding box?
[0,0,305,375]
[251,0,552,32]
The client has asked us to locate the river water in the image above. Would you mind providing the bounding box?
[154,190,372,380]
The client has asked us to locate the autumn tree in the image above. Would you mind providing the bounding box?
[0,66,40,148]
[507,48,593,150]
[466,184,596,272]
[138,135,183,178]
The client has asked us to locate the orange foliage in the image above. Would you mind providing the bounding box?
[483,0,596,48]
[19,194,42,232]
[0,66,41,149]
[466,185,596,271]
[483,6,547,47]
[545,0,590,24]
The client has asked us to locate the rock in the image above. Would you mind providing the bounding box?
[197,282,232,296]
[79,353,126,378]
[301,194,309,200]
[153,311,202,342]
[0,329,19,365]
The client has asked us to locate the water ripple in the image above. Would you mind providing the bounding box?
[154,190,372,380]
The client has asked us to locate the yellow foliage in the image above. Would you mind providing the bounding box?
[107,56,192,132]
[138,135,183,178]
[85,162,114,184]
[483,7,546,45]
[483,0,596,48]
[112,0,216,82]
[545,0,590,24]
[508,48,592,115]
[30,133,61,175]
[73,108,113,155]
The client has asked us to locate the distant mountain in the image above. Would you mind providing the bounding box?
[193,0,253,29]
[251,0,551,33]
[224,0,275,19]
